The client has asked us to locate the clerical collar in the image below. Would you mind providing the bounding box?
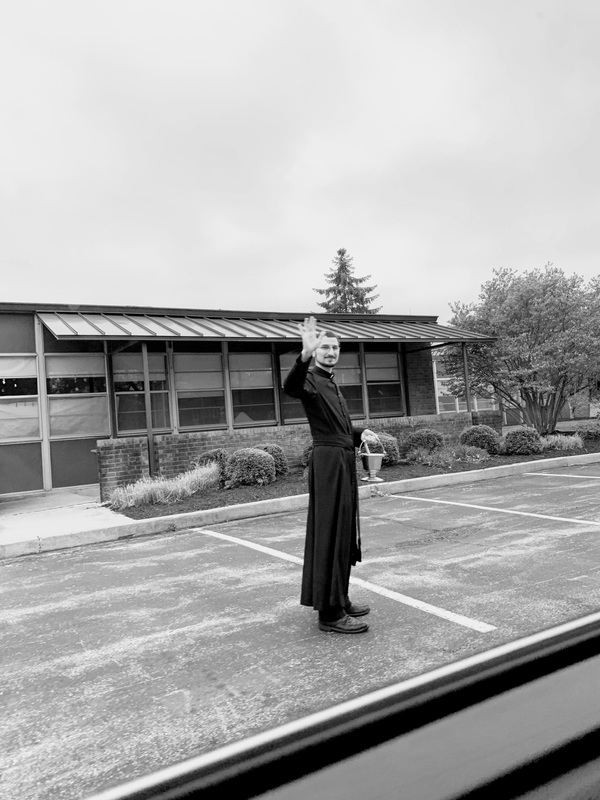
[312,364,335,380]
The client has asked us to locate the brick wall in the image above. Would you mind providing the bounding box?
[96,437,150,502]
[96,409,502,499]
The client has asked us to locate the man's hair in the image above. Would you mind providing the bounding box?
[321,330,339,341]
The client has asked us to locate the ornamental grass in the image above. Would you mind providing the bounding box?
[108,462,220,510]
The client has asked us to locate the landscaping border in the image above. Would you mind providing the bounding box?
[6,451,600,560]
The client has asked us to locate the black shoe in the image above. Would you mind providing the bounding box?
[344,601,370,617]
[319,614,368,634]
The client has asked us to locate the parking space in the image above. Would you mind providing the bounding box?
[4,460,600,799]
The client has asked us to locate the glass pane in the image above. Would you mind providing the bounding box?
[178,391,226,427]
[367,383,403,415]
[335,368,361,385]
[116,394,146,432]
[279,352,300,373]
[230,369,274,389]
[0,355,37,378]
[112,353,166,382]
[45,354,106,378]
[0,377,38,396]
[281,395,306,422]
[337,352,359,368]
[48,396,110,437]
[47,377,107,394]
[116,393,170,432]
[151,393,170,428]
[229,353,272,370]
[366,367,399,382]
[174,354,222,372]
[365,352,398,368]
[339,384,364,416]
[438,396,458,412]
[175,371,224,391]
[0,398,39,439]
[232,388,275,424]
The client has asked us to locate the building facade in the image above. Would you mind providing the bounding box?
[0,303,494,498]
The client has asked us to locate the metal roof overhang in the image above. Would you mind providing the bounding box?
[37,312,494,345]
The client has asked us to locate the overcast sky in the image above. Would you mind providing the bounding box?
[2,0,599,322]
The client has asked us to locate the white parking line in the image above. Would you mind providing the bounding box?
[391,495,600,526]
[195,527,496,633]
[524,472,600,480]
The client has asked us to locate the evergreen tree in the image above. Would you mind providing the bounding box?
[314,248,381,314]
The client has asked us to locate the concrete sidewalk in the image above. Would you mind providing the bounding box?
[3,449,600,560]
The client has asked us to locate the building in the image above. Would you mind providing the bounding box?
[0,302,495,499]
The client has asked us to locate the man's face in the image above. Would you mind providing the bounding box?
[315,336,340,370]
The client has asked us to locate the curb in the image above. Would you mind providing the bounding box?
[4,451,600,560]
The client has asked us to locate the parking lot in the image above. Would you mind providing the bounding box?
[4,460,600,799]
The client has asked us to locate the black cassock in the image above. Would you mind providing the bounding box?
[283,356,364,610]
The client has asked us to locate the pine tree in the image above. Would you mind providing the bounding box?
[313,248,381,314]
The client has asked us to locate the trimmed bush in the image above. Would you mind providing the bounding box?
[453,444,491,463]
[301,441,313,468]
[404,428,444,453]
[575,421,600,440]
[502,427,543,455]
[225,448,276,488]
[406,446,454,468]
[378,432,401,466]
[193,448,229,471]
[256,443,289,475]
[459,424,501,455]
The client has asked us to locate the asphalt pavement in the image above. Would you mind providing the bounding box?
[2,449,600,560]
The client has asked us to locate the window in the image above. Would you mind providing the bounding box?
[112,353,170,433]
[229,352,275,425]
[365,350,404,416]
[45,354,109,437]
[174,353,226,428]
[279,351,307,422]
[0,356,39,440]
[335,351,363,416]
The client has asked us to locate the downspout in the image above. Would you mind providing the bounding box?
[34,315,52,490]
[141,342,156,476]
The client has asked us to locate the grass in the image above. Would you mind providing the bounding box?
[108,462,220,510]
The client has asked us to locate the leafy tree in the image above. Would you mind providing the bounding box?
[442,264,600,434]
[314,248,381,313]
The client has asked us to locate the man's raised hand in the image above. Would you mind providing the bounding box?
[299,316,325,361]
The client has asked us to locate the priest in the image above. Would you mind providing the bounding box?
[283,316,380,634]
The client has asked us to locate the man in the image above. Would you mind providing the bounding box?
[283,316,380,634]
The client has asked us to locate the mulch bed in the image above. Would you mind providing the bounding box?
[118,439,600,521]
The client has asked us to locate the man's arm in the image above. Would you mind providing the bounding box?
[283,355,315,399]
[282,317,324,399]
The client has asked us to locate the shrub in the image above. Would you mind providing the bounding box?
[404,428,444,453]
[406,446,454,468]
[108,462,220,510]
[193,448,229,471]
[459,424,501,455]
[541,433,584,451]
[224,448,276,488]
[301,441,313,468]
[502,427,543,455]
[575,421,600,440]
[453,444,491,463]
[375,432,401,466]
[192,448,229,486]
[256,443,289,475]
